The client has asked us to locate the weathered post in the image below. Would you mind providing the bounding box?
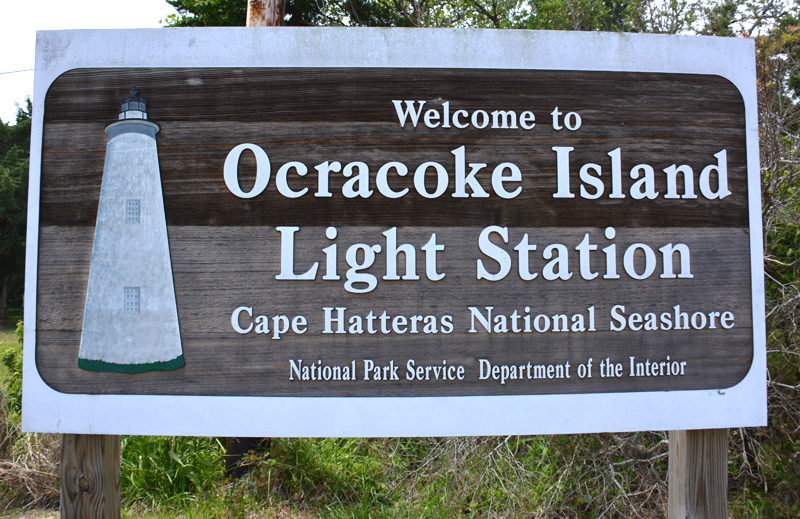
[668,429,728,519]
[247,0,285,27]
[60,434,120,519]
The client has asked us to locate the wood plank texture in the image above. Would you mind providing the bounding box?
[36,226,753,396]
[40,68,747,228]
[35,68,754,397]
[60,434,120,519]
[668,429,729,519]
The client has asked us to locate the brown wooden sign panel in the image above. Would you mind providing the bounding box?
[36,67,751,397]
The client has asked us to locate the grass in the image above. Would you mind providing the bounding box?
[121,436,226,506]
[0,511,57,519]
[109,435,670,518]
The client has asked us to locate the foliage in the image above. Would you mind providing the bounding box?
[0,323,22,461]
[164,0,798,32]
[244,438,394,509]
[165,0,663,29]
[723,15,800,518]
[166,0,246,26]
[0,101,30,315]
[0,322,23,420]
[120,436,226,506]
[110,434,671,518]
[0,323,59,511]
[698,0,739,35]
[165,0,417,27]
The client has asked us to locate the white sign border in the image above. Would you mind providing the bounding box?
[24,27,766,436]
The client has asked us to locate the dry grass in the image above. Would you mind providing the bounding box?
[451,434,665,518]
[0,434,59,511]
[0,511,58,519]
[0,390,59,512]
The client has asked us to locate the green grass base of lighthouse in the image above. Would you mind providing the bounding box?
[78,355,185,373]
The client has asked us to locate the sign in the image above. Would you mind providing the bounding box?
[23,28,766,436]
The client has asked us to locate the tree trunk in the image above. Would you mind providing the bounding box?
[247,0,285,27]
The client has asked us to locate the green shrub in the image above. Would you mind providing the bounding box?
[1,321,23,420]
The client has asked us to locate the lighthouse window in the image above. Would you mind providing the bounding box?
[124,287,140,313]
[126,199,141,223]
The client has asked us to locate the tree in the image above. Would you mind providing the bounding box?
[0,100,31,318]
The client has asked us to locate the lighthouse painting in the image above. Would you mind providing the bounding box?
[78,89,184,373]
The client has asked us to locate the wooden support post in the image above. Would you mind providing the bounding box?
[61,434,120,519]
[668,429,728,519]
[246,0,285,27]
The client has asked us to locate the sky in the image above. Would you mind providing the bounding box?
[0,0,178,124]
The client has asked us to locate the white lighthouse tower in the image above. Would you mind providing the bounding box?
[78,89,184,373]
